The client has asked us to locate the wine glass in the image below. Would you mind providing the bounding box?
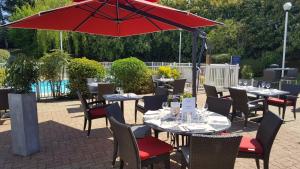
[238,80,243,86]
[243,80,248,86]
[116,87,121,93]
[162,102,168,111]
[265,83,271,89]
[261,82,266,88]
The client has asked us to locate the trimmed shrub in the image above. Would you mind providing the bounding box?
[39,49,70,98]
[5,54,39,93]
[158,66,180,79]
[0,68,6,86]
[210,53,231,63]
[241,65,254,79]
[0,49,10,63]
[111,57,152,94]
[68,57,106,97]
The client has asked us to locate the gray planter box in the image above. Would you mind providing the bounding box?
[8,93,40,156]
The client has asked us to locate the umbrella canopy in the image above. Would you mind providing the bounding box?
[5,0,220,37]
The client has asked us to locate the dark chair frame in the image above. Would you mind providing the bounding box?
[206,96,232,118]
[97,83,115,104]
[204,84,230,98]
[181,134,242,169]
[237,111,283,169]
[109,117,171,169]
[77,91,109,136]
[168,79,186,95]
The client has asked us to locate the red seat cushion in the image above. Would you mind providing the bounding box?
[89,107,107,118]
[137,136,173,160]
[268,97,293,106]
[239,136,263,155]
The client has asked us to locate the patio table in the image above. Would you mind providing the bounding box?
[143,108,231,135]
[103,93,142,112]
[232,86,290,111]
[155,78,174,83]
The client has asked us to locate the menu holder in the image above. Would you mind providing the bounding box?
[181,97,196,113]
[170,102,180,116]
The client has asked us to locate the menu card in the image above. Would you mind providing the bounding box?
[170,102,180,115]
[181,97,196,113]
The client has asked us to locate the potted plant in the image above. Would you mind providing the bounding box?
[5,53,40,156]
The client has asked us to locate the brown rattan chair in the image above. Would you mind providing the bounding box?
[77,91,109,136]
[238,111,283,169]
[154,87,169,96]
[181,134,242,169]
[229,88,266,127]
[135,95,168,123]
[109,117,172,169]
[0,88,12,112]
[267,83,300,120]
[204,84,230,98]
[97,83,115,104]
[105,103,151,166]
[206,96,232,118]
[168,79,186,95]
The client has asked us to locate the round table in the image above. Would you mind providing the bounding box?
[143,108,231,135]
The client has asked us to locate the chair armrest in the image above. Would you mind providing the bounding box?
[217,91,223,97]
[248,98,265,105]
[286,95,298,101]
[220,95,231,99]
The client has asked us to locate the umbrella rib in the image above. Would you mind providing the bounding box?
[116,0,120,34]
[121,5,150,20]
[73,0,109,31]
[81,4,115,20]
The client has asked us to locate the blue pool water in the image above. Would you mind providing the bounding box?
[32,80,70,95]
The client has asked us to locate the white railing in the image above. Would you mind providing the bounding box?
[204,64,240,88]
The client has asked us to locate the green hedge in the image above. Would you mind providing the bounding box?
[68,57,106,97]
[0,68,6,86]
[111,57,152,94]
[210,53,231,64]
[0,49,10,63]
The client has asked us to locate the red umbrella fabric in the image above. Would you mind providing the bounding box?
[5,0,220,37]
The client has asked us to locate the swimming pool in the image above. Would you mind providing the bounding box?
[32,80,70,97]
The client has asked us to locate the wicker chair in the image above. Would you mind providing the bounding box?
[154,87,169,96]
[206,96,232,117]
[229,88,266,127]
[97,83,115,104]
[181,134,242,169]
[168,79,186,95]
[134,95,167,123]
[281,68,298,84]
[204,84,230,98]
[0,88,12,112]
[109,117,172,169]
[238,111,283,169]
[77,91,109,136]
[105,103,151,166]
[267,84,300,120]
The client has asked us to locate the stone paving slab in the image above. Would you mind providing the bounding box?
[0,92,300,169]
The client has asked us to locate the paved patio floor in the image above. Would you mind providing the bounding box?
[0,91,300,169]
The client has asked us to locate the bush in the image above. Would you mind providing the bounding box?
[241,65,254,79]
[0,49,10,63]
[5,54,39,93]
[39,49,70,98]
[158,66,180,79]
[210,53,231,63]
[0,68,6,86]
[68,57,106,97]
[111,57,152,94]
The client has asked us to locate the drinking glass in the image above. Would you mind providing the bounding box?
[261,82,266,88]
[162,102,168,111]
[243,81,248,86]
[116,87,121,93]
[266,83,271,89]
[238,80,243,86]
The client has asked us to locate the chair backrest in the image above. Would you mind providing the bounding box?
[281,83,300,96]
[154,87,169,96]
[286,68,298,78]
[151,74,160,82]
[206,97,232,117]
[228,88,249,115]
[97,83,115,101]
[109,117,141,169]
[76,90,89,116]
[105,102,125,124]
[144,95,168,111]
[204,84,219,98]
[173,79,186,95]
[189,134,242,169]
[0,88,13,110]
[263,69,281,82]
[256,111,283,159]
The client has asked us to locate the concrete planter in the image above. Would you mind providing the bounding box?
[8,93,40,156]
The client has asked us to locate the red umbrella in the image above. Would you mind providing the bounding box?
[3,0,221,97]
[5,0,220,37]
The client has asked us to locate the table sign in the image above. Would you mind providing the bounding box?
[170,102,180,116]
[181,97,196,113]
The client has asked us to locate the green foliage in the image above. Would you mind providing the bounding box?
[68,57,106,97]
[158,66,180,79]
[0,49,10,62]
[39,49,70,98]
[210,53,231,63]
[111,57,152,94]
[5,53,39,93]
[241,65,254,79]
[0,68,6,86]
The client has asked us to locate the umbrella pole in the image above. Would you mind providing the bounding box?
[192,30,199,98]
